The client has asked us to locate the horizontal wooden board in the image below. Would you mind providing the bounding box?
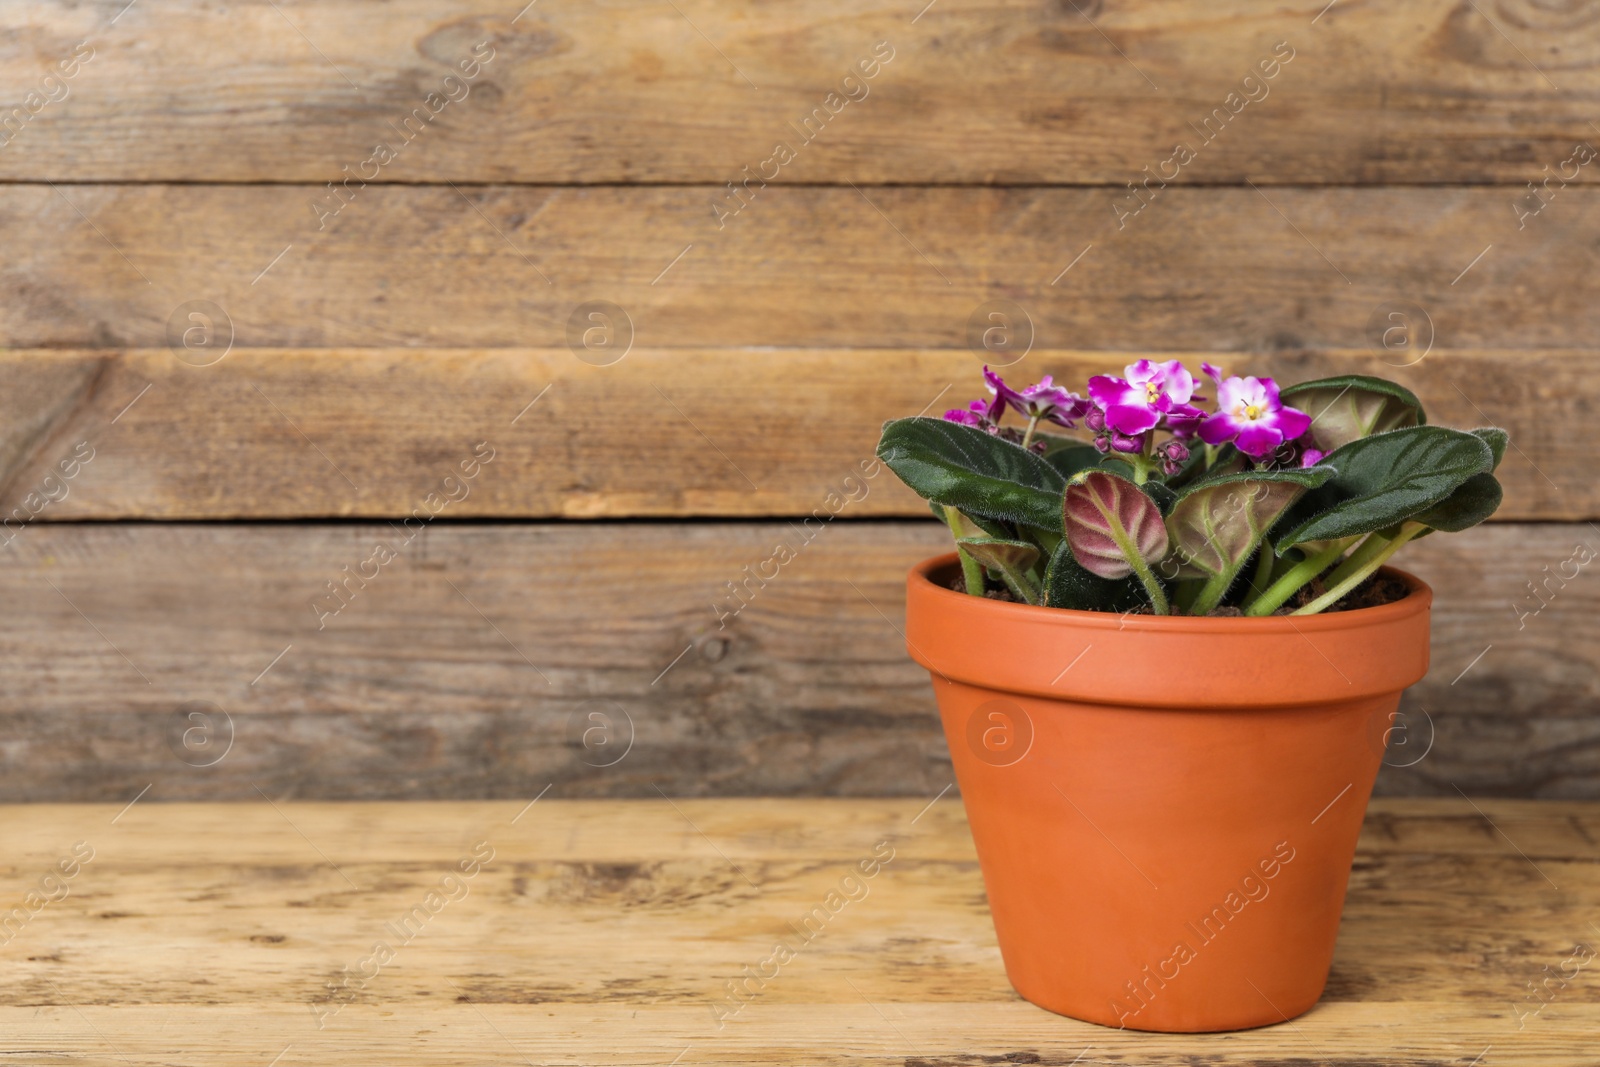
[0,798,1596,1065]
[1,1003,1592,1066]
[0,521,1595,801]
[3,0,1599,183]
[3,185,1596,351]
[0,347,1582,521]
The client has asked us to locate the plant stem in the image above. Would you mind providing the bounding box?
[1292,525,1422,615]
[997,566,1042,606]
[1248,545,1276,600]
[954,545,985,595]
[1021,416,1040,450]
[1265,549,1301,585]
[1319,533,1392,591]
[1242,540,1349,617]
[1188,571,1233,616]
[1191,536,1284,618]
[1106,451,1157,485]
[1126,553,1170,615]
[943,506,986,596]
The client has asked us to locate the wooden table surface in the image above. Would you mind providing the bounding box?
[1,796,1596,1065]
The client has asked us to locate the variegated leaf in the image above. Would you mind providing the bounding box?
[1164,471,1326,580]
[1280,375,1424,452]
[1062,471,1168,580]
[955,537,1041,576]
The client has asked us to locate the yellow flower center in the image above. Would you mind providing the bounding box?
[1243,404,1263,420]
[1145,381,1162,402]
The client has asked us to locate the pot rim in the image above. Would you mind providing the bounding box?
[910,553,1432,633]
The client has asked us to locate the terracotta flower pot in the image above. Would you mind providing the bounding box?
[904,553,1432,1033]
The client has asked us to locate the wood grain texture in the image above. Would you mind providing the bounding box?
[4,185,1596,351]
[0,347,1582,521]
[0,798,1596,1065]
[4,0,1600,183]
[1,521,1594,801]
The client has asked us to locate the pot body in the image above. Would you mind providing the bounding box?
[905,555,1432,1032]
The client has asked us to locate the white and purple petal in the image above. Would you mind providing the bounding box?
[1234,423,1283,459]
[1272,404,1312,441]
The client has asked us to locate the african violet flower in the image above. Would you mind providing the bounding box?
[985,367,1089,428]
[1092,430,1144,455]
[1158,440,1190,476]
[942,399,990,427]
[1088,359,1205,436]
[1198,375,1312,460]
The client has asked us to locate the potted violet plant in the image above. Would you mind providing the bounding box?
[879,361,1505,1032]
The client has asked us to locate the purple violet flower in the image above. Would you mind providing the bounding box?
[1088,359,1200,436]
[1300,446,1327,468]
[981,366,1017,415]
[942,401,987,427]
[1159,440,1190,476]
[1109,431,1145,453]
[1020,377,1091,427]
[1164,405,1206,440]
[984,367,1089,428]
[1197,376,1313,460]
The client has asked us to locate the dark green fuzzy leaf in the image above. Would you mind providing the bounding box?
[1164,469,1332,580]
[1411,472,1504,532]
[1179,443,1247,488]
[1013,523,1062,559]
[1039,440,1103,482]
[877,417,1066,531]
[1472,427,1509,469]
[1142,480,1179,515]
[1276,426,1493,547]
[1281,375,1425,452]
[1043,538,1142,612]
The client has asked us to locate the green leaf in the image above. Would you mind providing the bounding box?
[1281,375,1425,452]
[877,417,1066,531]
[1401,430,1505,543]
[1178,443,1247,489]
[1142,480,1179,515]
[955,537,1041,575]
[1411,472,1504,532]
[1043,538,1142,612]
[1276,426,1494,547]
[957,537,1042,605]
[1472,427,1509,469]
[944,507,1013,542]
[1163,469,1332,580]
[1039,439,1103,482]
[1014,523,1062,558]
[1063,470,1169,580]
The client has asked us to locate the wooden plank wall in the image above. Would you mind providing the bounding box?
[2,0,1597,799]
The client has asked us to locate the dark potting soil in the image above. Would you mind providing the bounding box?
[944,571,1411,616]
[1283,570,1411,614]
